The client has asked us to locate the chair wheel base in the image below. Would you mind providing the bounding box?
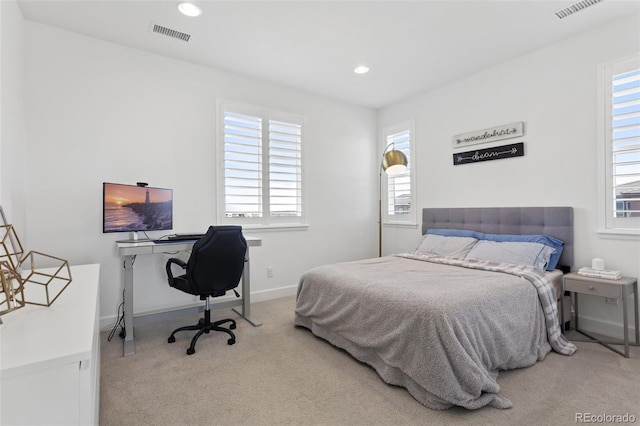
[167,314,237,354]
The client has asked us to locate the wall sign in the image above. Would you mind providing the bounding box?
[452,122,524,149]
[453,142,524,166]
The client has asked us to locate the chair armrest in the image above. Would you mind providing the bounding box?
[165,258,187,281]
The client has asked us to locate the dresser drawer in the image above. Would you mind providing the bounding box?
[564,278,621,298]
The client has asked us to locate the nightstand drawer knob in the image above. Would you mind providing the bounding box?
[588,285,595,290]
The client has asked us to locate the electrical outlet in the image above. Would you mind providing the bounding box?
[605,297,618,305]
[267,267,274,277]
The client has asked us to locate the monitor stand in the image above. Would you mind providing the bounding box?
[116,231,152,244]
[116,238,153,243]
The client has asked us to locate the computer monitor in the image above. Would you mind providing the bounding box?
[103,182,173,234]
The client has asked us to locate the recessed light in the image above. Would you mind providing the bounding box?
[178,2,202,17]
[354,66,370,74]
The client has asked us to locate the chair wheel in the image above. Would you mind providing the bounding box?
[187,348,195,355]
[228,338,236,345]
[168,336,175,343]
[230,323,236,330]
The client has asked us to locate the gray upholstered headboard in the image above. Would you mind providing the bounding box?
[422,207,574,270]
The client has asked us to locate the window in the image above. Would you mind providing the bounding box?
[382,121,416,225]
[218,103,304,226]
[599,55,640,233]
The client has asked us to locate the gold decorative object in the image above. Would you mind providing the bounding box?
[0,260,25,316]
[19,251,72,307]
[0,206,73,314]
[0,224,24,271]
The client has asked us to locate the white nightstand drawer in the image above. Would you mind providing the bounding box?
[564,278,621,298]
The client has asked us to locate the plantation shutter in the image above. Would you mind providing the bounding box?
[608,57,640,227]
[386,129,412,216]
[221,104,305,225]
[269,119,302,217]
[223,111,263,218]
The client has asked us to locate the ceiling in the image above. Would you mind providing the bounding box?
[17,0,640,109]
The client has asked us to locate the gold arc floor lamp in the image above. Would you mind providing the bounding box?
[379,145,408,257]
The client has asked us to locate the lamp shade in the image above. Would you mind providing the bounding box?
[382,149,408,175]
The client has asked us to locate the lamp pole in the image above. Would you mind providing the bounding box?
[379,169,383,257]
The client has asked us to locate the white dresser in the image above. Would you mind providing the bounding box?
[0,264,100,425]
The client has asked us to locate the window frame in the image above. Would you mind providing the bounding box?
[597,54,640,236]
[217,100,307,229]
[381,121,417,228]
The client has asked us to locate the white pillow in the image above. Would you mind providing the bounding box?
[416,234,478,258]
[464,240,556,270]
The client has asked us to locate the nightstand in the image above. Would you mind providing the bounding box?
[562,272,639,358]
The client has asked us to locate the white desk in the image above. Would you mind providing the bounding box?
[116,236,262,357]
[0,264,101,426]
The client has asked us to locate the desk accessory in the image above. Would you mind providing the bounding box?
[0,207,72,316]
[19,251,72,307]
[578,266,621,280]
[0,260,25,318]
[591,257,605,270]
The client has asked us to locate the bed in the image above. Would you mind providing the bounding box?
[294,207,577,410]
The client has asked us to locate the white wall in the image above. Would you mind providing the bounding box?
[378,16,640,338]
[0,0,27,231]
[20,21,377,327]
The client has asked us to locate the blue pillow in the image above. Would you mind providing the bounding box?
[427,229,564,270]
[477,233,564,270]
[465,241,556,271]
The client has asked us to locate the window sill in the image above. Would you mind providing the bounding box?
[383,222,418,229]
[597,228,640,239]
[240,224,309,232]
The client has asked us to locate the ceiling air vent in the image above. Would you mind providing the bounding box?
[553,0,604,19]
[151,22,191,42]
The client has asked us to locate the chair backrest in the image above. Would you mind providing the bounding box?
[186,226,247,296]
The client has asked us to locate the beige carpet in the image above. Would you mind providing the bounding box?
[100,296,639,426]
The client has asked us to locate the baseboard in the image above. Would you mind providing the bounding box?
[99,285,298,330]
[250,284,298,303]
[573,314,637,341]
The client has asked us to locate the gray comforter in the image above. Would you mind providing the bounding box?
[294,254,576,410]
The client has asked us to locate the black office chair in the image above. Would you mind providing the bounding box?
[165,225,247,355]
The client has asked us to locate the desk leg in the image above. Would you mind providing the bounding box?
[123,255,136,356]
[561,283,565,334]
[634,282,639,345]
[623,291,629,358]
[574,293,579,330]
[232,248,262,327]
